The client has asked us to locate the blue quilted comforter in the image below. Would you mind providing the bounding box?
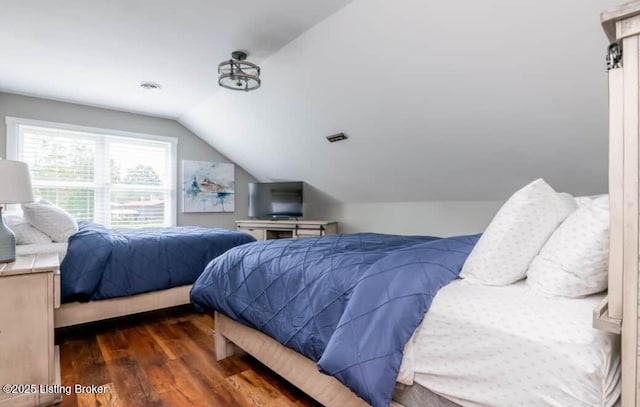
[190,233,479,406]
[61,221,255,303]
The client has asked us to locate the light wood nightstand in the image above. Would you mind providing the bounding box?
[0,253,61,406]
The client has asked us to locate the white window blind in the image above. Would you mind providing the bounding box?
[7,118,177,228]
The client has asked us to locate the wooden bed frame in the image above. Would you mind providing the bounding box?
[596,2,640,406]
[214,311,370,406]
[214,312,451,407]
[53,271,192,328]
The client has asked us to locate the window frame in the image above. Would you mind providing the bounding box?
[5,116,178,227]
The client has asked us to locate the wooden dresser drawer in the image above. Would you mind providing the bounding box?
[239,227,265,241]
[236,220,337,241]
[294,228,324,238]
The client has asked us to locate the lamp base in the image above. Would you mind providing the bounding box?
[0,207,16,264]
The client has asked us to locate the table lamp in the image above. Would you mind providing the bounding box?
[0,160,34,263]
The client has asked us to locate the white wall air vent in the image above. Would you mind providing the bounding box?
[140,81,162,91]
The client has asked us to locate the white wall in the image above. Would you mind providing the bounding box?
[307,201,503,236]
[0,92,256,229]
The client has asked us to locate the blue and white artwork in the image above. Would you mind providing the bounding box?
[182,160,235,213]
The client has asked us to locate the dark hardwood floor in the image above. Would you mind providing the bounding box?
[56,306,321,407]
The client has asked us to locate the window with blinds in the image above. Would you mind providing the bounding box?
[7,119,177,228]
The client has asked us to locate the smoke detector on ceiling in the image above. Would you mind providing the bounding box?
[139,81,162,91]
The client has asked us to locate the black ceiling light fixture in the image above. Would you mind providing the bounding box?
[218,50,261,92]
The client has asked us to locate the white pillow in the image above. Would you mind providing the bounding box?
[574,194,606,207]
[22,200,78,242]
[526,195,609,297]
[574,196,593,207]
[4,214,52,245]
[460,179,577,286]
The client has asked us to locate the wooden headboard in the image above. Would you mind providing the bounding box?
[596,2,640,405]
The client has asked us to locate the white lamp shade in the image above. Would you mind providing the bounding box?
[0,160,34,204]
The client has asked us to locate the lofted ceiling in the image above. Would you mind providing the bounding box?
[2,0,623,203]
[180,0,621,202]
[0,0,353,118]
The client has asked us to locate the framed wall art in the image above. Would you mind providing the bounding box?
[182,160,235,213]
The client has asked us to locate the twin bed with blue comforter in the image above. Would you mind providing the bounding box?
[190,232,479,407]
[60,221,256,303]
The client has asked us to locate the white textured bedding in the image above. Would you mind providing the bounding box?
[401,279,621,407]
[16,242,68,261]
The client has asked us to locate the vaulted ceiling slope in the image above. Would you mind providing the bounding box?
[180,0,620,202]
[0,0,353,118]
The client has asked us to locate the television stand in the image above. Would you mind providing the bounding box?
[236,220,338,241]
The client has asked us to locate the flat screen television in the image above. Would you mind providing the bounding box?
[248,182,304,219]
